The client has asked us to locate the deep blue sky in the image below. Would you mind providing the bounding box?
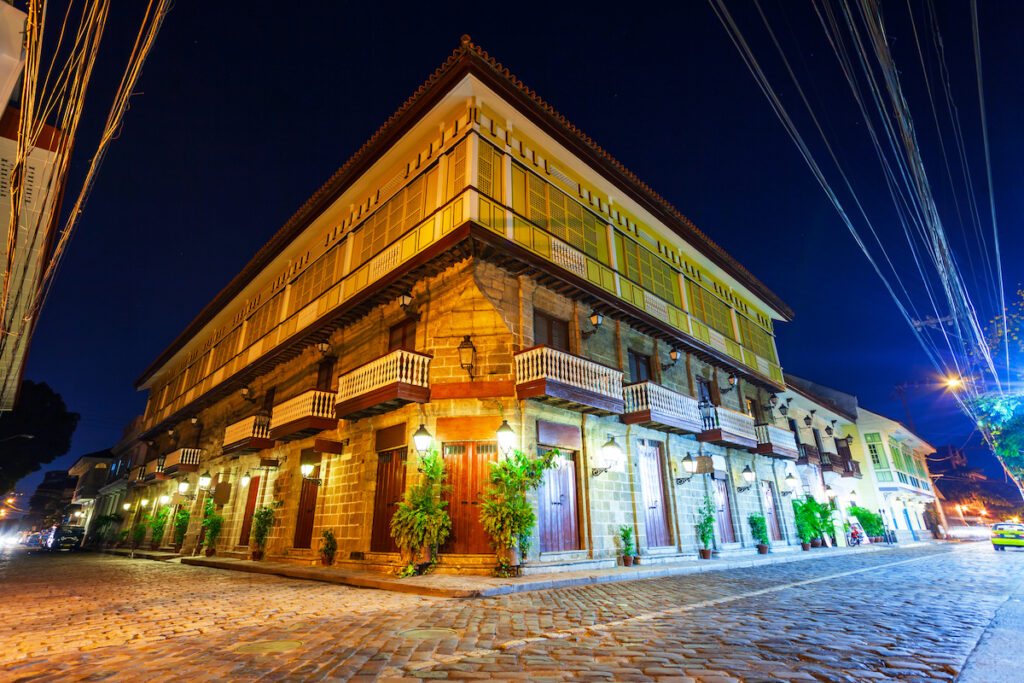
[15,2,1023,492]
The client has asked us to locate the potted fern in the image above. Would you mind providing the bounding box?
[146,506,170,550]
[696,493,716,559]
[390,449,450,573]
[479,448,556,571]
[132,522,147,549]
[748,513,769,554]
[320,528,337,566]
[618,525,636,566]
[793,497,817,550]
[172,508,190,553]
[201,498,224,556]
[250,500,281,560]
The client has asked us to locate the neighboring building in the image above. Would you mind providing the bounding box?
[928,444,1024,538]
[844,408,941,542]
[67,450,114,538]
[127,37,812,570]
[92,416,151,542]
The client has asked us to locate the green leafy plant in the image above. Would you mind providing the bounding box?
[390,449,451,569]
[250,500,282,551]
[848,505,885,537]
[813,498,835,538]
[748,513,769,546]
[201,498,224,550]
[696,493,716,549]
[173,508,190,548]
[117,529,129,545]
[319,528,338,564]
[792,497,819,543]
[93,513,122,542]
[479,448,557,560]
[145,506,170,547]
[618,525,636,556]
[132,522,147,546]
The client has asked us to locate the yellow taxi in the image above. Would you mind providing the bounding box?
[991,523,1024,551]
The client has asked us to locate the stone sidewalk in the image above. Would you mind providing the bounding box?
[179,542,915,597]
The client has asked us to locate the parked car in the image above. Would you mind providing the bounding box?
[22,532,43,548]
[991,523,1024,551]
[45,525,85,551]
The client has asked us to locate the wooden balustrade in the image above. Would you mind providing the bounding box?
[797,443,821,466]
[622,381,702,434]
[697,403,757,450]
[162,447,203,475]
[335,349,431,420]
[514,345,623,416]
[270,389,339,442]
[222,413,274,456]
[753,423,800,460]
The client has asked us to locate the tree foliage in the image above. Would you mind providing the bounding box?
[975,285,1024,478]
[0,380,79,494]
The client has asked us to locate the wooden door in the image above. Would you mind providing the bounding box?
[238,475,261,545]
[538,449,580,553]
[441,442,498,554]
[761,480,782,541]
[637,440,672,547]
[293,467,319,549]
[714,478,735,543]
[371,449,407,552]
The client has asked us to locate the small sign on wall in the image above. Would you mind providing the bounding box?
[213,481,232,506]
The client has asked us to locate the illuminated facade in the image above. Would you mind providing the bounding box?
[123,38,805,569]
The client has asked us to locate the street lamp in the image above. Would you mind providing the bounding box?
[736,465,756,493]
[592,436,622,477]
[782,472,797,496]
[178,480,190,495]
[944,376,963,390]
[158,495,170,506]
[675,453,697,485]
[198,471,213,491]
[122,503,131,511]
[496,420,516,456]
[239,471,251,489]
[413,424,433,455]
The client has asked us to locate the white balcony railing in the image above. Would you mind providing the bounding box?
[335,349,431,405]
[270,389,336,429]
[514,346,623,401]
[224,414,271,445]
[624,381,701,424]
[702,405,756,440]
[143,459,164,477]
[163,448,202,470]
[755,423,796,450]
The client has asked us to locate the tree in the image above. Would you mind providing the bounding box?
[0,380,80,494]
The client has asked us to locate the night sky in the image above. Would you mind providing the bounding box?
[15,2,1024,492]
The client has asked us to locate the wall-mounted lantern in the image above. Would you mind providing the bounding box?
[496,420,516,456]
[300,458,321,486]
[591,435,622,477]
[675,453,698,485]
[198,471,213,492]
[458,335,476,378]
[721,373,738,394]
[661,348,680,371]
[736,465,756,493]
[239,471,252,489]
[315,341,332,356]
[804,409,816,427]
[581,311,604,339]
[779,397,792,416]
[240,386,257,403]
[782,472,797,496]
[413,424,433,455]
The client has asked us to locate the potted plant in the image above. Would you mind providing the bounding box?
[748,513,769,554]
[201,498,224,557]
[695,493,716,559]
[146,506,170,550]
[117,529,129,547]
[480,448,556,573]
[390,449,451,574]
[249,501,281,561]
[793,497,817,550]
[618,525,636,566]
[172,508,190,553]
[131,522,147,549]
[320,528,337,566]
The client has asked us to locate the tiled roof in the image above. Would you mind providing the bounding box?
[137,36,793,387]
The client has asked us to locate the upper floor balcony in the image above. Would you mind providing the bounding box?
[162,448,203,476]
[222,414,274,456]
[841,457,863,478]
[753,423,799,460]
[128,465,145,486]
[621,381,702,434]
[269,389,338,441]
[335,349,431,420]
[514,345,623,416]
[796,443,821,466]
[142,457,166,482]
[819,449,844,474]
[697,404,757,450]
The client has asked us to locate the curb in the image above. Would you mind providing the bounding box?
[179,542,914,598]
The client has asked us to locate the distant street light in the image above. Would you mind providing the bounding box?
[0,433,34,443]
[944,376,963,390]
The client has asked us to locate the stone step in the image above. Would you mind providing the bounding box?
[520,557,616,575]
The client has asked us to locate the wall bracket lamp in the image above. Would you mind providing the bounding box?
[458,335,476,378]
[736,465,756,493]
[580,312,604,339]
[674,453,697,485]
[660,348,680,371]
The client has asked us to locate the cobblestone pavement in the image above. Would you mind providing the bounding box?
[1,544,1020,682]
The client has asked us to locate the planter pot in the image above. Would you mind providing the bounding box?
[810,538,822,548]
[623,555,634,567]
[801,542,811,551]
[633,555,640,565]
[205,547,216,557]
[402,545,433,566]
[497,545,521,567]
[320,554,335,566]
[698,548,712,560]
[251,549,264,561]
[756,544,769,555]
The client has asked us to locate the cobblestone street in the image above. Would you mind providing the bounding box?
[1,544,1020,682]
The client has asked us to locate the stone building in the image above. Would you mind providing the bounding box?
[125,38,805,572]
